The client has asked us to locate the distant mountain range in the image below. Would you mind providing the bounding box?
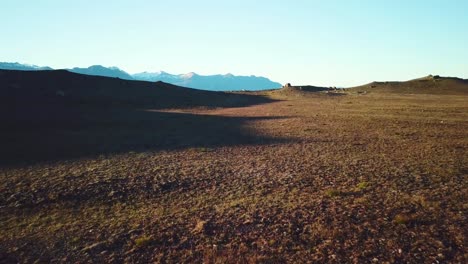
[132,71,281,91]
[0,62,53,71]
[0,62,281,91]
[69,65,135,80]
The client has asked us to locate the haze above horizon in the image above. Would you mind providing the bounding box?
[2,0,467,87]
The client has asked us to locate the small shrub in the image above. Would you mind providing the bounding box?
[134,235,153,248]
[356,182,369,190]
[325,189,341,197]
[394,214,413,225]
[192,220,208,234]
[268,239,276,246]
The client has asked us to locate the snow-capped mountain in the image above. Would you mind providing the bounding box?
[132,71,180,81]
[0,62,282,91]
[131,72,281,91]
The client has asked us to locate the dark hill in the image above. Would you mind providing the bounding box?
[348,75,468,95]
[0,69,273,110]
[0,70,280,165]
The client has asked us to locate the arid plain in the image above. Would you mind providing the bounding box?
[1,71,467,263]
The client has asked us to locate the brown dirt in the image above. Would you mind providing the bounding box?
[1,75,467,263]
[348,75,468,95]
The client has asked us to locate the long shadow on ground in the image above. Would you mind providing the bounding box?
[1,109,290,166]
[0,70,289,166]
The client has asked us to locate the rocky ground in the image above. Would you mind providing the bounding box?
[1,91,467,263]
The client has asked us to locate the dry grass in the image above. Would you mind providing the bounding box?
[1,89,467,263]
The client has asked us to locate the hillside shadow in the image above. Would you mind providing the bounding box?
[0,106,291,166]
[0,69,292,166]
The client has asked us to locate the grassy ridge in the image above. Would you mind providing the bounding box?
[348,75,468,95]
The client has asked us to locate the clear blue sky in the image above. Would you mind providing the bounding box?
[1,0,467,86]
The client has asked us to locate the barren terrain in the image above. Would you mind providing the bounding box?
[1,72,467,263]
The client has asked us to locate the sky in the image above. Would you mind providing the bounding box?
[1,0,467,87]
